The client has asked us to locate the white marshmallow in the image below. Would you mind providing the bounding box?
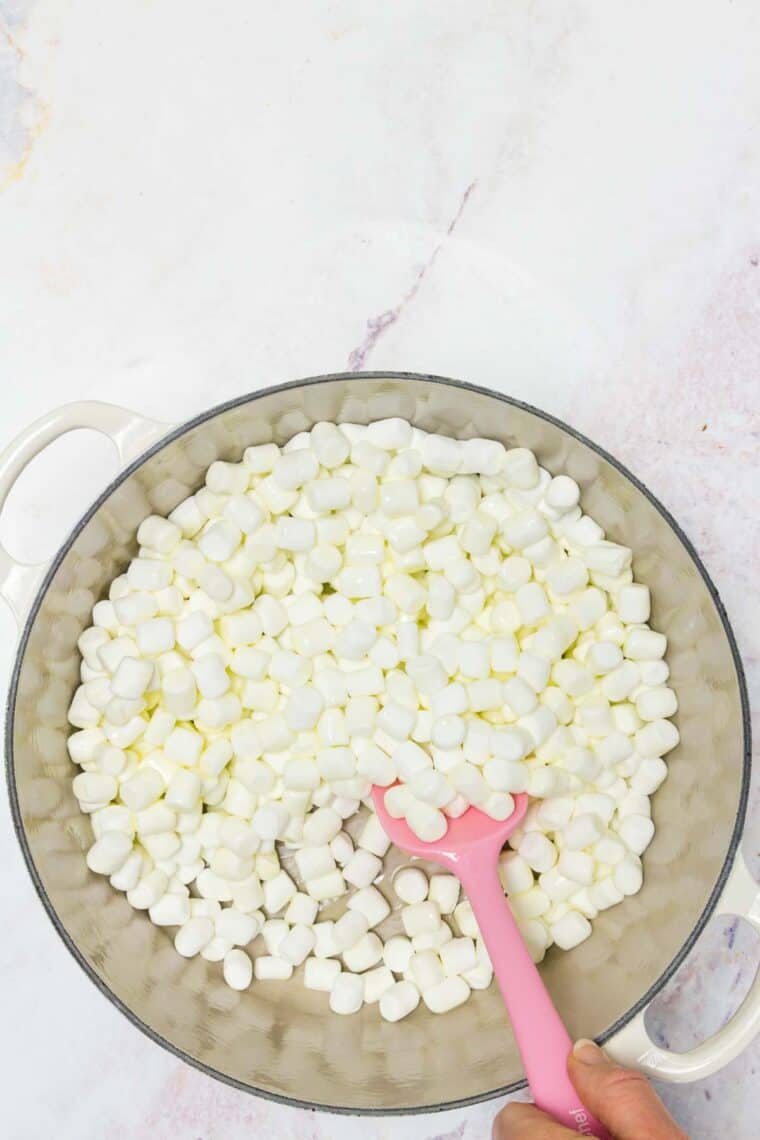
[624,628,667,661]
[348,886,391,928]
[402,900,441,937]
[422,976,470,1014]
[379,980,420,1022]
[635,718,679,756]
[405,800,447,842]
[615,814,655,855]
[86,832,132,876]
[343,932,384,973]
[550,911,592,951]
[453,900,481,939]
[519,833,558,873]
[393,867,429,904]
[279,924,317,966]
[410,949,444,989]
[263,870,297,913]
[383,935,414,974]
[254,956,294,981]
[440,937,477,977]
[562,813,605,851]
[329,972,364,1015]
[343,849,383,888]
[304,957,342,992]
[307,870,347,902]
[427,875,460,915]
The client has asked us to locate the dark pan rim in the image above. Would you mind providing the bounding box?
[4,370,752,1116]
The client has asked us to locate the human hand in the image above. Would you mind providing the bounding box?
[492,1039,689,1139]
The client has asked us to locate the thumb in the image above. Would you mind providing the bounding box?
[568,1040,688,1140]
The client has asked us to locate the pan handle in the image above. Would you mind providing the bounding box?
[0,401,170,626]
[607,850,760,1082]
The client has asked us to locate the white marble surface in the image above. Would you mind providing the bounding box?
[1,2,758,1137]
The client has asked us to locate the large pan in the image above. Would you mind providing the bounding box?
[2,372,756,1113]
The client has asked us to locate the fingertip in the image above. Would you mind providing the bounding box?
[571,1038,607,1066]
[493,1100,569,1138]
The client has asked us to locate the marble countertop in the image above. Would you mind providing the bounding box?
[1,2,758,1137]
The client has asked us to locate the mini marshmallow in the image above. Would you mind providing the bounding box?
[624,628,667,661]
[422,976,470,1014]
[562,813,605,851]
[363,965,396,1004]
[329,972,364,1015]
[343,849,383,888]
[631,756,668,795]
[615,814,655,855]
[617,583,651,624]
[550,911,592,951]
[254,956,294,981]
[215,907,260,946]
[307,870,347,902]
[343,932,384,973]
[148,893,190,927]
[280,924,317,966]
[509,887,550,920]
[463,941,494,990]
[120,767,165,812]
[635,686,678,722]
[405,800,447,842]
[273,448,319,491]
[614,854,644,896]
[589,878,624,911]
[111,657,154,700]
[638,660,670,686]
[379,980,420,1022]
[497,851,532,895]
[357,812,392,857]
[427,875,460,915]
[260,919,289,956]
[539,867,577,903]
[586,642,623,675]
[544,474,580,512]
[410,949,444,990]
[452,900,480,939]
[304,957,342,992]
[127,559,172,592]
[503,677,537,716]
[519,833,558,873]
[557,851,595,886]
[383,935,414,974]
[393,867,429,905]
[348,885,391,928]
[440,937,477,977]
[263,870,297,913]
[402,900,441,937]
[635,719,679,756]
[412,924,453,952]
[222,948,253,991]
[86,832,132,876]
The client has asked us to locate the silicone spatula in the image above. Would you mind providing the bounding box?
[372,784,609,1138]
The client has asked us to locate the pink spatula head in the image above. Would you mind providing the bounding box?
[373,787,530,863]
[373,784,610,1139]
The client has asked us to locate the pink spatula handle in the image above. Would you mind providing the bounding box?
[458,855,610,1138]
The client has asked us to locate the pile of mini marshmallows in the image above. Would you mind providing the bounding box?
[67,418,679,1018]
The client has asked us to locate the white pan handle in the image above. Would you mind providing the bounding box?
[608,850,760,1082]
[0,401,171,626]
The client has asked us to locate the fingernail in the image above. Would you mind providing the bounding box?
[572,1038,606,1065]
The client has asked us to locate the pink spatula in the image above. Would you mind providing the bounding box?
[372,785,609,1138]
